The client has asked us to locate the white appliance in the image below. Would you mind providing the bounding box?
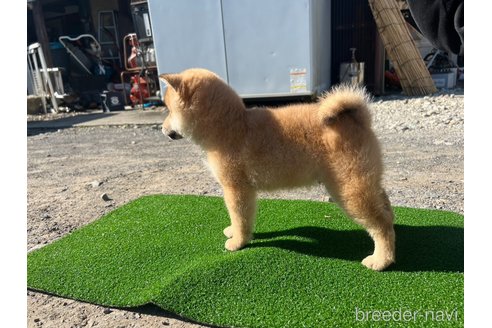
[148,0,331,98]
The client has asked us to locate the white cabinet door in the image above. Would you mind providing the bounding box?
[222,0,313,97]
[148,0,228,82]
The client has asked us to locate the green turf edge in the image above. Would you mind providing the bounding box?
[27,196,466,323]
[27,195,232,307]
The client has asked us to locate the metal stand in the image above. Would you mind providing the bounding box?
[27,42,59,113]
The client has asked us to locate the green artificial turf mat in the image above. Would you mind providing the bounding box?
[28,195,463,327]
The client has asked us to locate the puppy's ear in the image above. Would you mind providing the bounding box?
[159,73,192,105]
[159,73,181,91]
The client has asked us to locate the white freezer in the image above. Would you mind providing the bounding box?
[148,0,331,98]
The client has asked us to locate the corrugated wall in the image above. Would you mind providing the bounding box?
[331,0,384,94]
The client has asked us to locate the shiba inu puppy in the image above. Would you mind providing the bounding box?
[160,68,395,271]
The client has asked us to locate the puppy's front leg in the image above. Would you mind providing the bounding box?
[222,186,257,251]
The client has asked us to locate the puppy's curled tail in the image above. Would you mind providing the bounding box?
[318,84,372,128]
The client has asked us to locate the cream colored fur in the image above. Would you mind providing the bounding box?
[160,68,395,271]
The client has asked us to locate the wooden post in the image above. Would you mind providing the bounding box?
[368,0,436,96]
[30,0,53,68]
[373,29,385,96]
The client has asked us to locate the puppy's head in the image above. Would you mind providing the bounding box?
[159,68,246,148]
[159,68,222,141]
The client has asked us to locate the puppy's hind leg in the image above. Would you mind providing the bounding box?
[341,187,395,271]
[222,186,257,251]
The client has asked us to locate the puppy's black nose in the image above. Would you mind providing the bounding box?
[167,130,183,140]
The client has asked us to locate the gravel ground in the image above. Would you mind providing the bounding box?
[27,89,463,328]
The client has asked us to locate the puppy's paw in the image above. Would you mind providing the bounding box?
[362,254,394,271]
[225,238,248,251]
[223,226,233,238]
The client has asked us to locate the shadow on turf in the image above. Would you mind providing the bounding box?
[250,224,463,273]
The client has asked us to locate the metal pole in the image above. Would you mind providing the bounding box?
[27,51,47,113]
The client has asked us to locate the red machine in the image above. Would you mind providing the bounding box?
[121,33,158,107]
[129,75,150,105]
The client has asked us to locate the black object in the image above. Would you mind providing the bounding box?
[50,43,71,79]
[101,91,125,112]
[424,51,456,73]
[407,0,464,55]
[131,2,153,43]
[69,75,107,93]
